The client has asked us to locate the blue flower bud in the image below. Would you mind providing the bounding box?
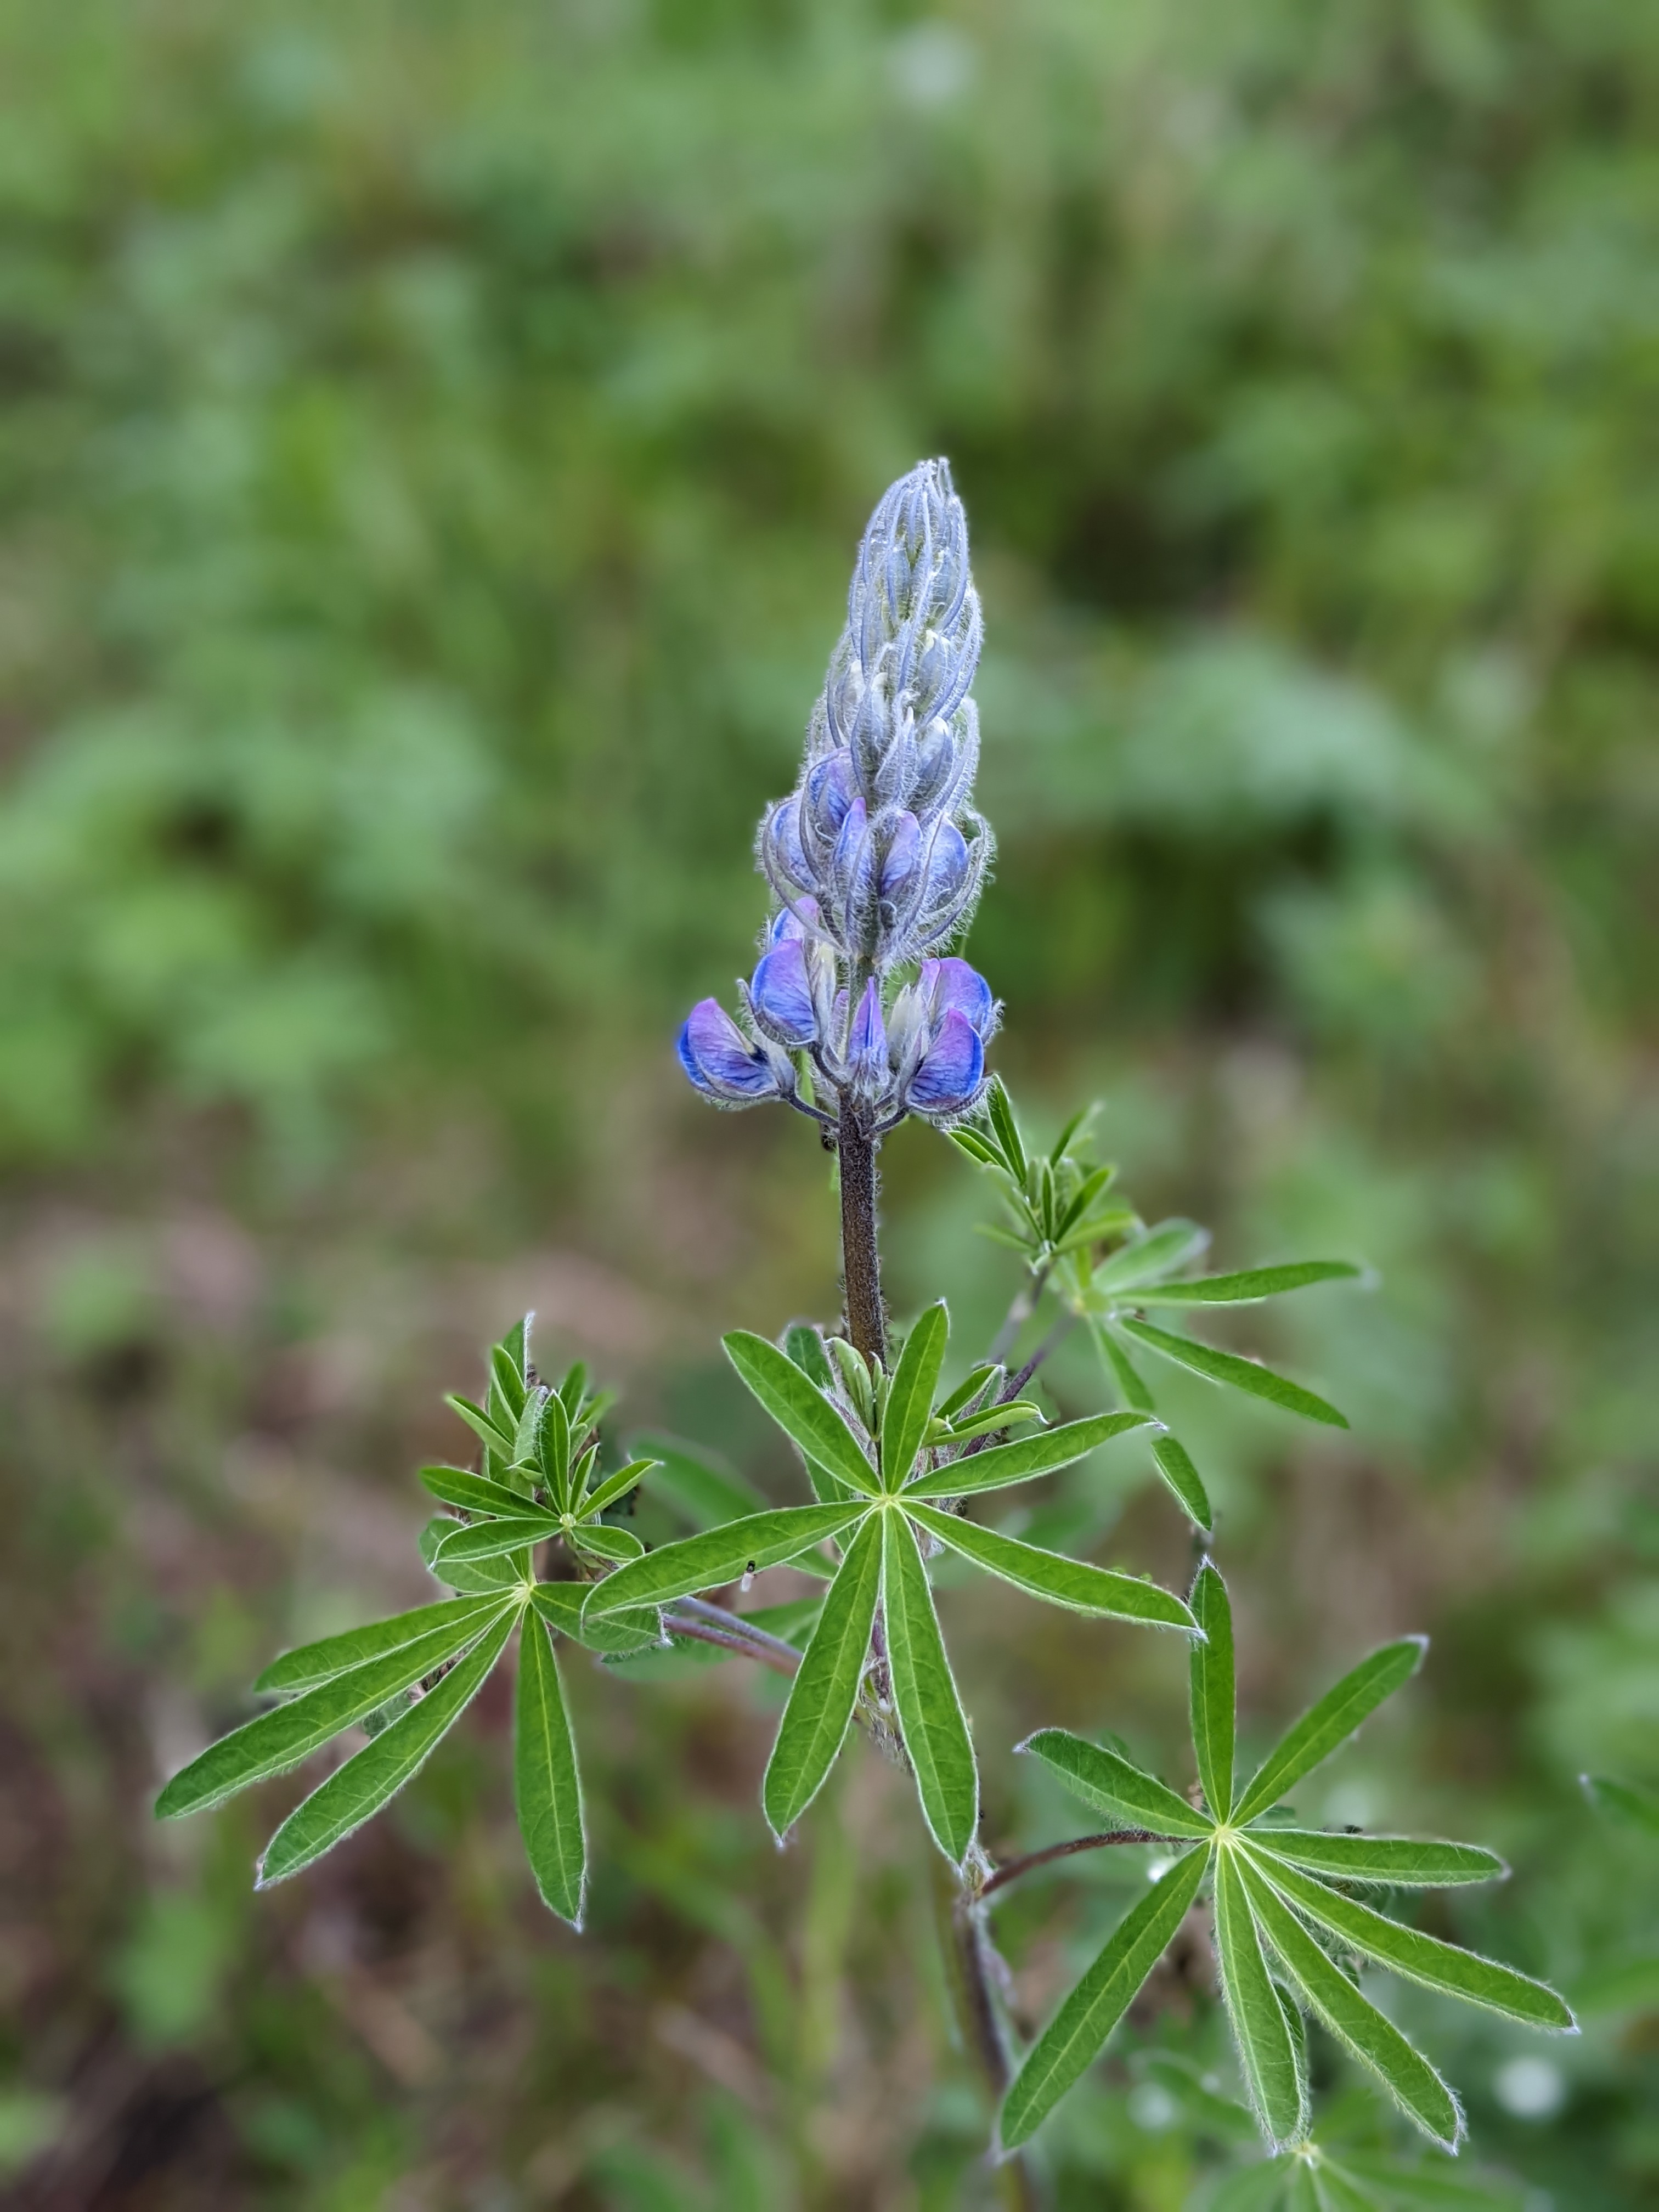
[905,1007,985,1118]
[749,939,817,1047]
[847,978,888,1098]
[678,999,784,1105]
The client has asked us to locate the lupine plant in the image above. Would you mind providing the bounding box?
[157,464,1572,2197]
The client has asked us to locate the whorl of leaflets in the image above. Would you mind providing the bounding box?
[677,460,998,1133]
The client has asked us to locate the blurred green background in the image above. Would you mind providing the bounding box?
[1,1,1654,2205]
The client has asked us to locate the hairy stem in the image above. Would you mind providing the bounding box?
[929,1860,1041,2212]
[658,1614,802,1678]
[978,1829,1180,1903]
[837,1094,887,1363]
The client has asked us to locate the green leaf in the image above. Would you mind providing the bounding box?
[159,1606,510,1819]
[905,1410,1156,1499]
[568,1521,644,1562]
[928,1399,1044,1446]
[761,1512,884,1839]
[253,1598,504,1697]
[579,1455,657,1520]
[431,1513,560,1569]
[1234,1854,1463,2149]
[1116,1319,1348,1428]
[581,1503,867,1620]
[1248,1833,1507,1887]
[905,1503,1197,1630]
[723,1331,881,1498]
[1246,1853,1575,2030]
[1190,1560,1236,1820]
[444,1392,516,1458]
[883,1510,978,1864]
[628,1432,766,1528]
[881,1301,949,1491]
[1090,1318,1158,1413]
[934,1362,1002,1423]
[1049,1208,1141,1260]
[1129,1263,1361,1306]
[1017,1728,1214,1838]
[1000,1845,1208,2148]
[1151,1435,1213,1531]
[539,1386,573,1507]
[1582,1774,1659,1833]
[530,1582,661,1656]
[515,1611,585,1925]
[1091,1220,1210,1295]
[987,1077,1028,1183]
[257,1609,517,1887]
[512,1384,550,1471]
[419,1464,545,1519]
[419,1517,526,1593]
[783,1322,836,1391]
[950,1125,1001,1167]
[1214,1846,1307,2146]
[1233,1639,1426,1825]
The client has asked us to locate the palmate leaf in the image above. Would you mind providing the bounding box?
[1190,1560,1236,1819]
[1245,1852,1574,2031]
[905,1410,1155,1499]
[515,1610,585,1925]
[723,1331,882,1498]
[582,1502,866,1620]
[1090,1317,1158,1413]
[1116,1317,1349,1427]
[159,1605,512,1818]
[530,1582,661,1656]
[1234,1639,1426,1824]
[1000,1846,1209,2148]
[1091,1220,1210,1295]
[1251,1833,1506,1887]
[420,1464,548,1518]
[1152,1434,1213,1532]
[762,1511,883,1840]
[432,1512,562,1568]
[258,1608,517,1887]
[579,1455,658,1519]
[906,1502,1197,1630]
[881,1301,949,1489]
[567,1521,645,1562]
[253,1597,504,1697]
[883,1510,978,1864]
[1234,1853,1464,2149]
[420,1516,527,1594]
[1214,1847,1308,2147]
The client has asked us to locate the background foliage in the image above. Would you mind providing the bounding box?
[0,0,1654,2205]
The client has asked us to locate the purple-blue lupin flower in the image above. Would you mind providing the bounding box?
[677,461,997,1134]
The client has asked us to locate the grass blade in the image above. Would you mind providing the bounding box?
[253,1598,503,1696]
[1234,1639,1426,1824]
[1190,1559,1236,1820]
[1017,1728,1214,1838]
[761,1513,883,1839]
[1234,1852,1463,2149]
[906,1502,1196,1629]
[1248,1833,1507,1887]
[1130,1263,1361,1306]
[883,1510,978,1864]
[723,1331,881,1497]
[159,1607,510,1818]
[582,1503,866,1619]
[881,1302,949,1491]
[432,1513,561,1568]
[1214,1846,1308,2146]
[1152,1435,1213,1532]
[1248,1854,1574,2030]
[258,1609,516,1886]
[905,1411,1155,1499]
[1000,1845,1208,2147]
[515,1611,585,1925]
[1116,1318,1348,1427]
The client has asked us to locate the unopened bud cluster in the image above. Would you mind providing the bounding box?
[679,461,997,1133]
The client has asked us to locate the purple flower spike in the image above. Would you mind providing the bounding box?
[905,1007,984,1116]
[749,940,818,1047]
[922,956,994,1035]
[848,977,888,1091]
[678,1000,782,1104]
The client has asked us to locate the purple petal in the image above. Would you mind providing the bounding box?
[906,1008,984,1115]
[922,956,994,1036]
[848,977,888,1086]
[749,940,818,1047]
[921,819,969,908]
[805,750,856,837]
[769,896,821,946]
[678,999,781,1103]
[879,810,922,902]
[765,795,810,890]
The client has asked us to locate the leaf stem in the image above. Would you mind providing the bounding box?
[978,1829,1181,1903]
[658,1613,801,1679]
[987,1261,1051,1367]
